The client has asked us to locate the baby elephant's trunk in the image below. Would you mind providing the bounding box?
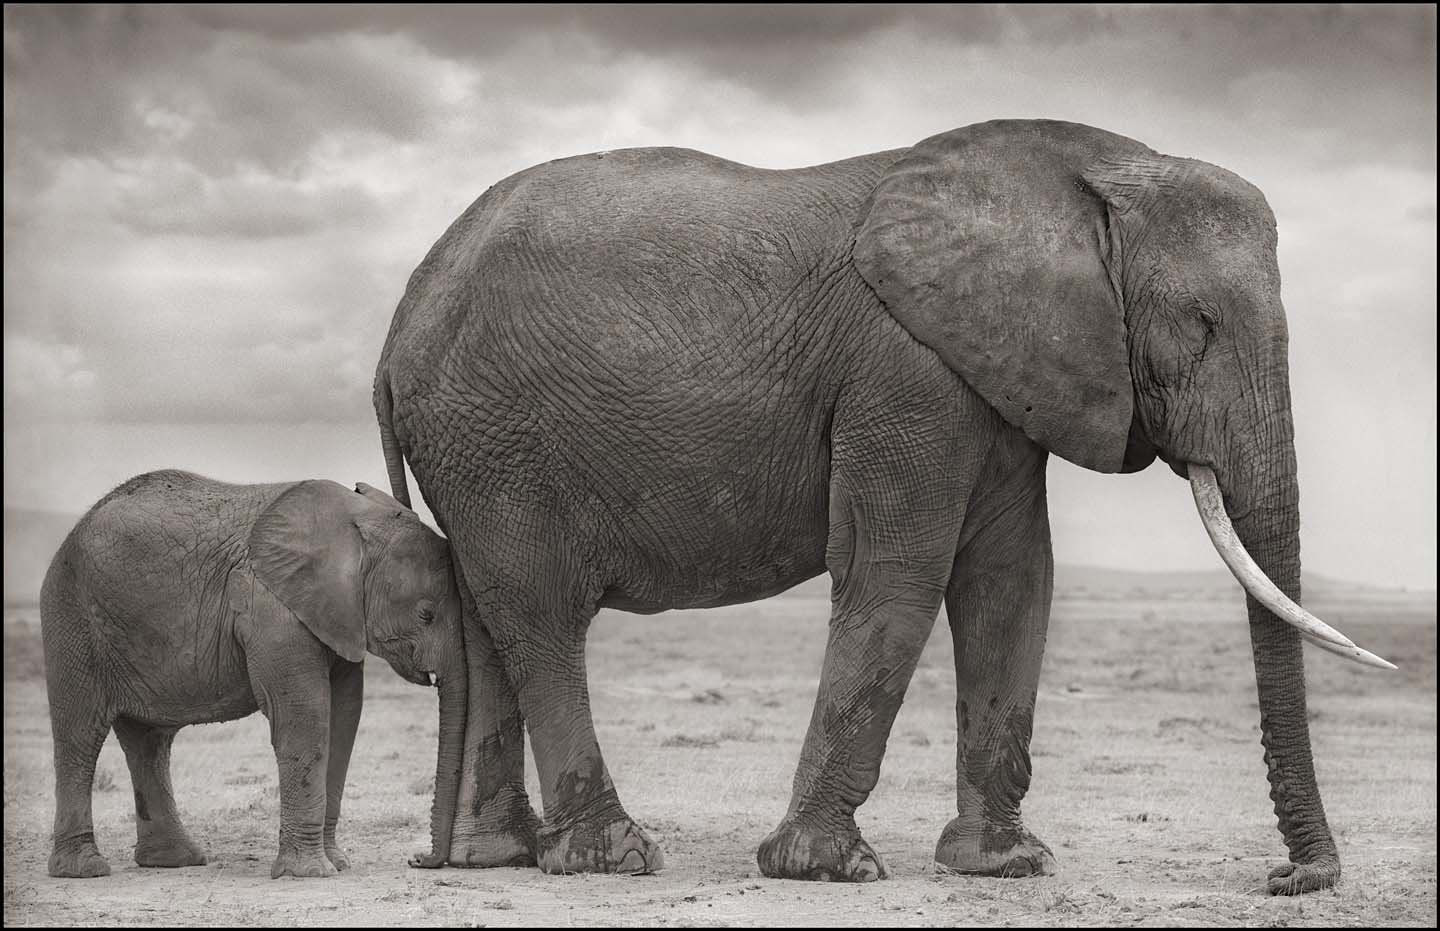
[428,653,468,864]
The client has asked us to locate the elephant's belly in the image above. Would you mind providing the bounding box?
[594,439,835,613]
[118,688,260,729]
[90,608,261,726]
[598,552,828,614]
[105,655,260,727]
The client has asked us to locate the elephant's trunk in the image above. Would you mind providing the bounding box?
[427,654,468,864]
[1194,374,1342,892]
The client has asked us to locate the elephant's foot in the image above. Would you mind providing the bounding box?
[537,815,664,875]
[324,844,350,872]
[48,837,111,878]
[447,786,541,868]
[134,831,207,868]
[934,814,1056,878]
[270,844,338,879]
[1266,855,1340,895]
[757,817,887,882]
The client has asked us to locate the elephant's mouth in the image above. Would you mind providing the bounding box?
[1159,450,1189,480]
[398,668,440,688]
[1185,463,1392,669]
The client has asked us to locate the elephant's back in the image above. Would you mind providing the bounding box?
[380,146,904,383]
[62,472,285,643]
[380,147,906,482]
[39,471,281,719]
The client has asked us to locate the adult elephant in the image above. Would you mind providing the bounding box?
[374,119,1390,893]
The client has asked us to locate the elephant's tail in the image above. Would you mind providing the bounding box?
[374,370,412,509]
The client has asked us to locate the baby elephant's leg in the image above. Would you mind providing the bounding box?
[47,705,113,878]
[322,661,364,871]
[247,641,336,879]
[114,718,207,868]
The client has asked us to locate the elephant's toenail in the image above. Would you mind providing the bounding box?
[1003,856,1036,877]
[617,848,648,873]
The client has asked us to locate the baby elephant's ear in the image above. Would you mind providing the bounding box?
[249,480,367,662]
[355,481,409,514]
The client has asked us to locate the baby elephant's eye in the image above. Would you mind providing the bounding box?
[418,605,436,624]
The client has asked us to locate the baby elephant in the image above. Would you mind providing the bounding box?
[41,470,466,879]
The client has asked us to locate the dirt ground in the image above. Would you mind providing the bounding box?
[4,582,1435,927]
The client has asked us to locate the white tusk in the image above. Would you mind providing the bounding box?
[1298,633,1399,669]
[428,672,438,686]
[1188,463,1396,670]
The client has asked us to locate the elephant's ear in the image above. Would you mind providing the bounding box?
[354,481,408,516]
[854,120,1148,473]
[249,480,367,662]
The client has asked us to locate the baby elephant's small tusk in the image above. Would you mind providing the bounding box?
[428,672,438,687]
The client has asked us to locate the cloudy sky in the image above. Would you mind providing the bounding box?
[4,5,1435,587]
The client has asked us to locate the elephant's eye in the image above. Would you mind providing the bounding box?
[1193,301,1222,334]
[418,606,436,624]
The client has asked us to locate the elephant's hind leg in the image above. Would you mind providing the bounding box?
[46,689,114,878]
[446,606,539,868]
[453,515,662,876]
[935,437,1057,878]
[113,717,207,868]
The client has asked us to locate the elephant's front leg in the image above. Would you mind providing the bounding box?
[247,644,336,879]
[322,660,363,871]
[443,607,540,868]
[935,439,1057,877]
[758,457,968,882]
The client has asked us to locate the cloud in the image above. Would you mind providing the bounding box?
[111,160,384,238]
[3,336,99,419]
[4,6,465,184]
[154,6,1436,165]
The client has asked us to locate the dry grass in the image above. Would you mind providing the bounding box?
[3,585,1435,926]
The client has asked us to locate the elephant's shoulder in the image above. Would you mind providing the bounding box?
[228,564,312,654]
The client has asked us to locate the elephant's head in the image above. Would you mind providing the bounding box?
[855,119,1390,892]
[248,479,467,864]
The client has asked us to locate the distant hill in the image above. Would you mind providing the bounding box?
[4,509,80,605]
[776,564,1432,607]
[1050,564,1412,597]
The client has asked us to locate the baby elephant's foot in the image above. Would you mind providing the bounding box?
[1266,855,1340,895]
[934,815,1057,878]
[271,845,338,879]
[135,830,207,868]
[537,816,664,875]
[757,817,887,882]
[324,845,350,872]
[49,838,112,878]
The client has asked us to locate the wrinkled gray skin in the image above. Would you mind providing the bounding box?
[374,120,1341,893]
[41,471,466,880]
